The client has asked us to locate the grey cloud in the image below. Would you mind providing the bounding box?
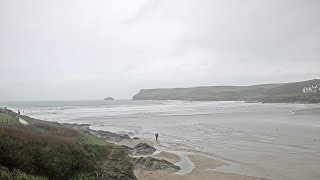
[124,0,160,24]
[0,0,319,101]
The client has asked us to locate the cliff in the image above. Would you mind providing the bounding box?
[133,79,320,103]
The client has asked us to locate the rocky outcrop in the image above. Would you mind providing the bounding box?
[62,123,131,142]
[131,157,180,172]
[91,130,130,142]
[105,97,115,100]
[122,143,156,156]
[61,123,179,175]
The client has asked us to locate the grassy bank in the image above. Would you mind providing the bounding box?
[0,108,18,125]
[0,113,15,124]
[0,115,136,180]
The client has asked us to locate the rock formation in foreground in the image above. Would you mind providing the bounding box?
[63,123,131,142]
[122,142,156,156]
[62,123,180,174]
[131,157,180,172]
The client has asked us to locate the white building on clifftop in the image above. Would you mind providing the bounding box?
[303,85,320,93]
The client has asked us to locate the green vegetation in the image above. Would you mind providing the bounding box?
[253,93,320,104]
[0,115,136,180]
[133,79,320,103]
[0,113,16,124]
[0,165,47,180]
[77,132,110,146]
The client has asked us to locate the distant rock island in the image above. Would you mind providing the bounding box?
[104,97,115,100]
[133,79,320,104]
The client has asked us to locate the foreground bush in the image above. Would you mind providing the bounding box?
[0,118,136,180]
[0,165,47,180]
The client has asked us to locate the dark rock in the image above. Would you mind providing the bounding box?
[91,130,131,142]
[62,123,131,142]
[133,143,156,155]
[132,137,140,140]
[123,134,130,139]
[104,97,115,100]
[122,145,134,155]
[131,157,180,172]
[122,143,156,156]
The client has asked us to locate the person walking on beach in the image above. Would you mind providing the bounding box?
[155,133,159,140]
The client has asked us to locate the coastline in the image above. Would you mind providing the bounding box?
[114,135,269,180]
[3,101,320,180]
[63,122,269,180]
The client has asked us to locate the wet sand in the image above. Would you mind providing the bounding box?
[135,153,268,180]
[62,103,320,180]
[153,151,181,164]
[119,138,268,180]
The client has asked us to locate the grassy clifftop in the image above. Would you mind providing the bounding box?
[0,115,136,180]
[133,79,320,103]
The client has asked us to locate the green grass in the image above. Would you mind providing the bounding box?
[77,132,110,146]
[0,165,48,180]
[0,113,15,124]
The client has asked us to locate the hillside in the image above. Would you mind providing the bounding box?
[133,79,320,103]
[0,114,136,180]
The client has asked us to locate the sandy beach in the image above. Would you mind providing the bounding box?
[119,138,268,180]
[134,152,268,180]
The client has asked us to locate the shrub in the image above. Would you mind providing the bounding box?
[0,124,96,179]
[0,116,136,180]
[0,165,47,180]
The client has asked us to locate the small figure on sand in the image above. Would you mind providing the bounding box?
[155,133,159,140]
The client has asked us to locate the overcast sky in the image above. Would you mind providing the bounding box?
[0,0,320,101]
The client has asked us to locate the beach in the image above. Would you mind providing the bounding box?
[135,154,266,180]
[2,100,320,180]
[119,138,267,180]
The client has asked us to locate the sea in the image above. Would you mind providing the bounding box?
[1,100,320,180]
